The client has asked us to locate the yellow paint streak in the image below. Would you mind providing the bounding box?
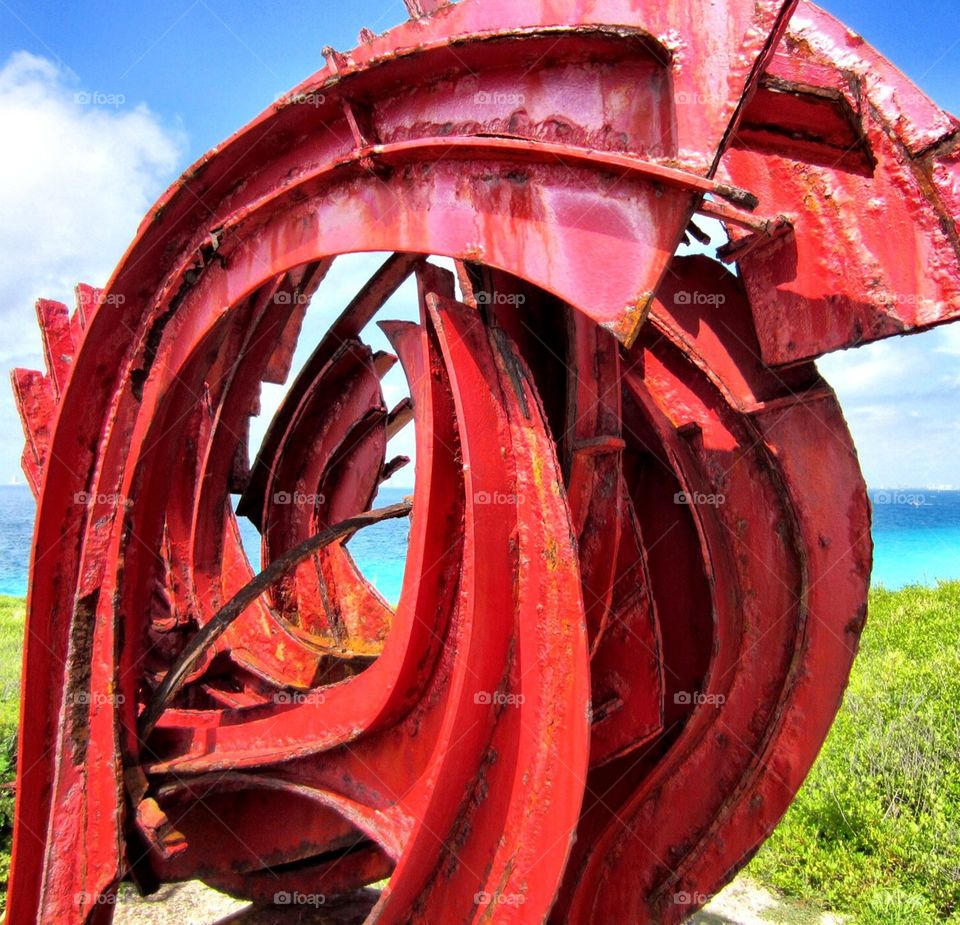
[602,292,654,348]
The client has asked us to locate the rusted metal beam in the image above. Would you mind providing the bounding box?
[140,501,412,738]
[6,0,958,922]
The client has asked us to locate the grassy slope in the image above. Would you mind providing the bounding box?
[0,587,955,922]
[748,582,960,924]
[0,597,24,905]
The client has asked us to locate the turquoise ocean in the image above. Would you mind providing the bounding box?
[1,485,958,603]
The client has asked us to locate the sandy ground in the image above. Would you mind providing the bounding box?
[687,877,846,925]
[112,875,845,925]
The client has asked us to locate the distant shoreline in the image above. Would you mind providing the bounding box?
[2,487,960,596]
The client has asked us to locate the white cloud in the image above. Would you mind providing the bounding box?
[934,324,960,356]
[247,254,431,491]
[0,51,185,482]
[0,48,955,495]
[819,327,960,488]
[817,341,902,396]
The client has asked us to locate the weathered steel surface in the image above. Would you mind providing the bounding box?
[719,1,960,364]
[6,0,958,922]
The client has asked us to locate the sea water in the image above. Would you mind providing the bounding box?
[1,485,957,602]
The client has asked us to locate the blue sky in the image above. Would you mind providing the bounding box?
[0,0,958,488]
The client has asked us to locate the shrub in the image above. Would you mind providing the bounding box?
[0,596,23,911]
[749,582,960,922]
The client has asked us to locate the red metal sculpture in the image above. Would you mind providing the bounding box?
[8,0,960,922]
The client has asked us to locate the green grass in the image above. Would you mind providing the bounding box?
[0,586,956,922]
[748,581,960,923]
[0,596,24,908]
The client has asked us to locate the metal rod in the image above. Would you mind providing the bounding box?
[139,501,412,738]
